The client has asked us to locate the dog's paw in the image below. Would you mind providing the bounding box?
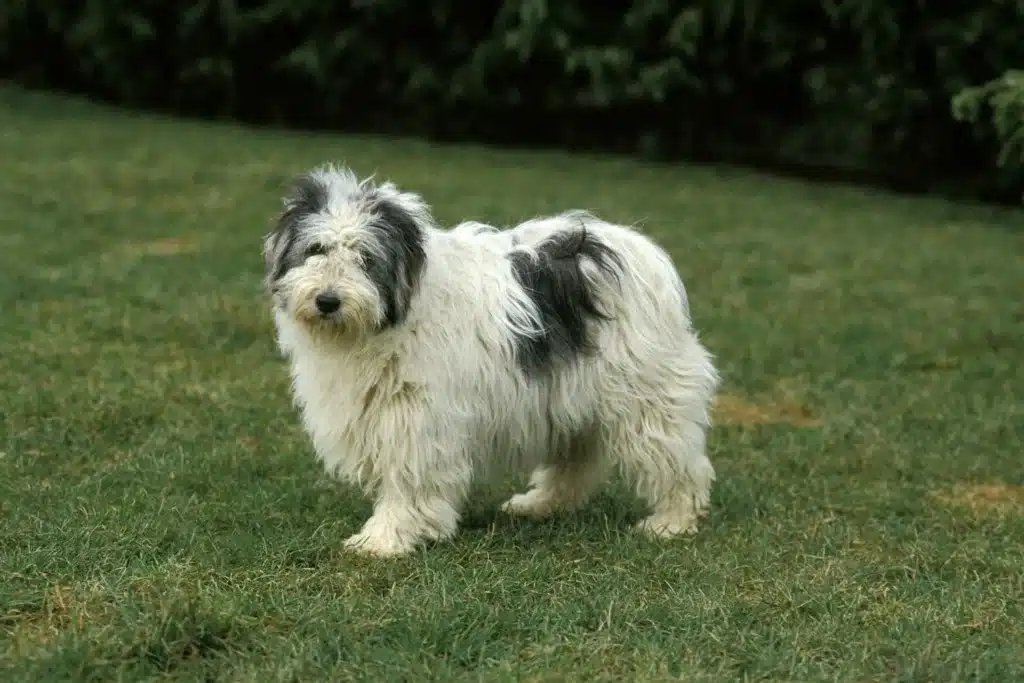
[343,529,417,557]
[633,512,699,538]
[500,490,556,519]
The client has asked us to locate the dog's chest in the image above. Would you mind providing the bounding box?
[286,336,417,456]
[290,354,367,436]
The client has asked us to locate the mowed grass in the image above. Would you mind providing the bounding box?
[1,85,1022,683]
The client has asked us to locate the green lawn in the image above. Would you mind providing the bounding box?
[1,85,1022,683]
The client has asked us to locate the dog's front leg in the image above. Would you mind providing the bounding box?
[343,484,466,557]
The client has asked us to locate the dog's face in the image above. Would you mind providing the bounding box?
[263,166,430,338]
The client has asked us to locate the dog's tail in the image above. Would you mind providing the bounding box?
[506,217,623,371]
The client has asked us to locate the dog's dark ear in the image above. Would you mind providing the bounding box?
[262,227,286,283]
[262,207,296,284]
[370,181,433,226]
[263,172,330,284]
[283,171,331,221]
[358,193,428,329]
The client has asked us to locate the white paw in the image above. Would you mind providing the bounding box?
[500,490,556,519]
[633,513,700,538]
[343,529,417,557]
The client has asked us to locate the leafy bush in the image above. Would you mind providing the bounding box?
[953,70,1024,199]
[1,0,1021,201]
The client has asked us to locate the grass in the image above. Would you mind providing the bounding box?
[0,85,1022,683]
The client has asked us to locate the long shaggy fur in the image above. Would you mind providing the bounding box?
[263,164,719,556]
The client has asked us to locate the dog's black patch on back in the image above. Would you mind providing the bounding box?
[508,223,621,375]
[267,172,330,282]
[361,194,427,329]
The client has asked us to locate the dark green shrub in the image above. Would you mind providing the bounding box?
[1,1,1021,201]
[953,70,1024,200]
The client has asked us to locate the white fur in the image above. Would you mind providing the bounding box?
[267,168,719,556]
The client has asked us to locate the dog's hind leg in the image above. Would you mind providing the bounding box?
[608,403,714,538]
[501,432,607,519]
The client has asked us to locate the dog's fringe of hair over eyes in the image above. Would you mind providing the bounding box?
[507,218,624,375]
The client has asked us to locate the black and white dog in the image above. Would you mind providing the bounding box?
[263,165,719,556]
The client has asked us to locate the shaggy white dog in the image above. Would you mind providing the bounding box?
[263,165,719,556]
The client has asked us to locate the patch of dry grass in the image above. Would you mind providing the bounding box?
[932,483,1024,517]
[119,236,203,257]
[3,583,115,656]
[712,393,820,427]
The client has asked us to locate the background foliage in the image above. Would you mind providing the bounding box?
[2,0,1022,201]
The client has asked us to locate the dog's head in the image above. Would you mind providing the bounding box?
[263,165,432,338]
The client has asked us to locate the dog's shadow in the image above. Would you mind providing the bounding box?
[314,475,731,552]
[460,481,652,544]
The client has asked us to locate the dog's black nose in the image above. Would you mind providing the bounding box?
[315,292,342,315]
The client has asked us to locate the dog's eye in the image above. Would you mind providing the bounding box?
[304,243,328,259]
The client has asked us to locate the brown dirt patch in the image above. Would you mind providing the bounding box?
[712,393,820,427]
[3,582,127,657]
[122,236,201,257]
[4,584,88,649]
[931,483,1024,516]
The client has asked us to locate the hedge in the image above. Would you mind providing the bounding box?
[2,0,1022,202]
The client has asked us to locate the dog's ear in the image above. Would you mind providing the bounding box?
[263,202,305,285]
[262,226,285,283]
[372,181,433,228]
[263,172,331,284]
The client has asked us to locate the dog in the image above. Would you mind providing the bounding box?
[262,165,719,556]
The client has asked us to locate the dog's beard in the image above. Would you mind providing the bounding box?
[276,283,383,341]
